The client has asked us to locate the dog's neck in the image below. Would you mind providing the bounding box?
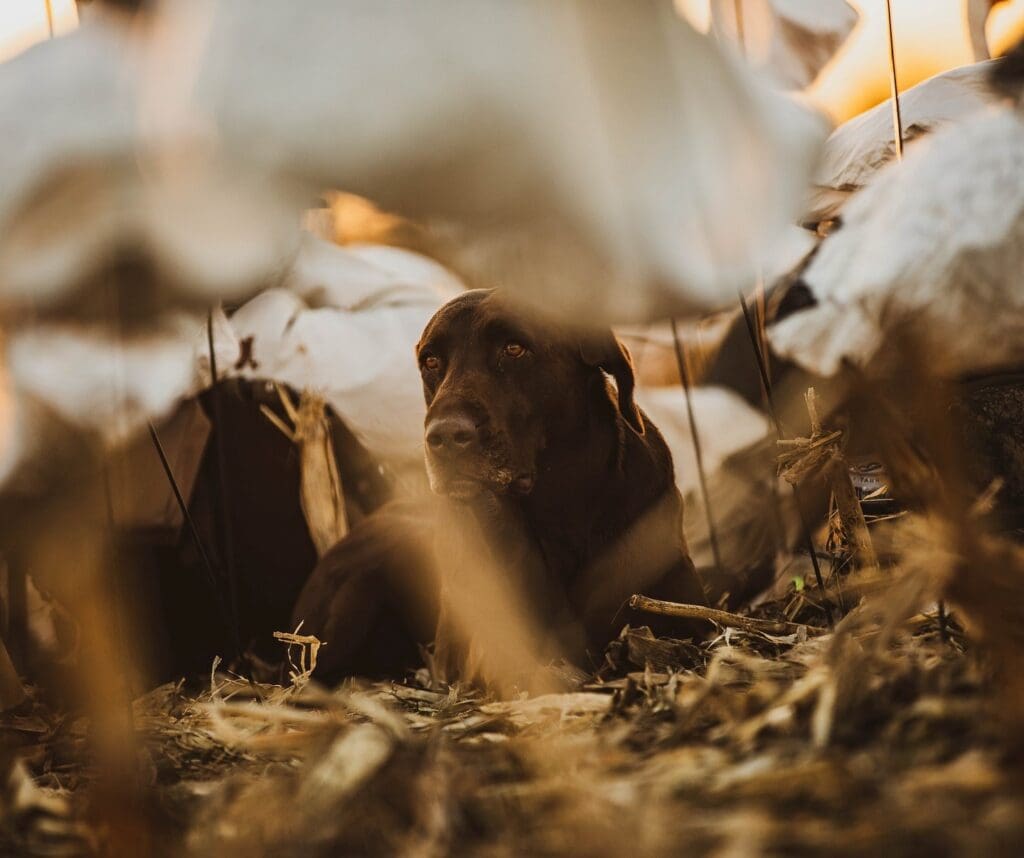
[517,377,672,569]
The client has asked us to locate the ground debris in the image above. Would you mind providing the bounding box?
[2,580,1023,857]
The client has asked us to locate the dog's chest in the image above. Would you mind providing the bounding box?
[527,516,616,588]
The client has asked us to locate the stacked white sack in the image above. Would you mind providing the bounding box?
[772,108,1024,378]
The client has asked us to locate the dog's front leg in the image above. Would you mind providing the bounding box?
[431,595,467,687]
[431,494,564,694]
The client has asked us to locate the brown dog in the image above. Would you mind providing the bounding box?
[291,290,707,683]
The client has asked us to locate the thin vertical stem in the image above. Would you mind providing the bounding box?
[737,293,834,628]
[754,273,769,390]
[147,422,223,601]
[670,319,725,576]
[937,599,951,644]
[884,0,904,161]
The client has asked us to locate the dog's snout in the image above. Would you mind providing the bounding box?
[425,415,479,454]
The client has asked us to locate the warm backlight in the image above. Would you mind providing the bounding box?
[0,0,78,63]
[677,0,1024,122]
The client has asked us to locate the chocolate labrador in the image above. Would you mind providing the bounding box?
[291,289,707,683]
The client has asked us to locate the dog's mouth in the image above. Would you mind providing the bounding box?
[428,463,536,501]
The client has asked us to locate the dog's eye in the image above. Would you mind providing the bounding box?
[422,355,441,372]
[503,342,526,359]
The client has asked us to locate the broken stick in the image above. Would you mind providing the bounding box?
[629,594,821,636]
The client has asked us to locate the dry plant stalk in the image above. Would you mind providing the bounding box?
[865,337,1024,732]
[629,594,821,636]
[273,626,324,689]
[27,496,151,855]
[945,531,1024,726]
[827,450,880,571]
[883,508,1024,731]
[777,388,839,476]
[261,385,347,556]
[778,388,878,571]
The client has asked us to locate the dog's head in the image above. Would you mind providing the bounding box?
[416,290,643,501]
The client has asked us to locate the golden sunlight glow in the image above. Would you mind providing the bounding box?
[0,0,78,64]
[989,0,1024,54]
[809,0,980,122]
[675,0,713,33]
[677,0,1024,123]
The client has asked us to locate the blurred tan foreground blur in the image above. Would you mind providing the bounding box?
[3,1,1024,857]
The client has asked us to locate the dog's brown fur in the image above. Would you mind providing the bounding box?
[291,290,707,682]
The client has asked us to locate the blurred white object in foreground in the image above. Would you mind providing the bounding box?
[181,0,825,323]
[0,11,306,492]
[709,0,859,90]
[0,17,302,323]
[807,61,1001,223]
[5,315,209,445]
[771,108,1024,378]
[216,236,463,478]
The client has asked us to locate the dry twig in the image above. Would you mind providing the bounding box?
[629,595,822,636]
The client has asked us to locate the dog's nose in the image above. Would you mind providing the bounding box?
[425,415,479,454]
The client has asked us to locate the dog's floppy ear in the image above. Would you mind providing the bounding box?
[579,331,645,435]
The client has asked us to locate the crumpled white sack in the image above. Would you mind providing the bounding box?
[180,0,825,323]
[709,0,859,90]
[286,239,464,314]
[771,107,1024,378]
[223,236,463,473]
[636,384,795,581]
[635,384,772,499]
[806,60,1001,223]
